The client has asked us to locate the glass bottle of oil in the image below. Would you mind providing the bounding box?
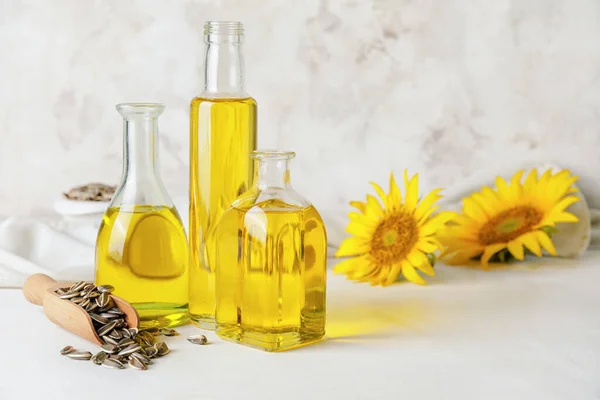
[215,150,327,351]
[95,103,189,328]
[189,21,257,329]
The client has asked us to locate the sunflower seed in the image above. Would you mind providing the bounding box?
[66,351,92,360]
[56,288,67,295]
[83,283,95,291]
[130,351,152,365]
[121,328,131,339]
[118,344,142,356]
[107,307,124,315]
[128,328,139,337]
[113,318,126,328]
[108,329,123,340]
[80,298,90,308]
[97,321,117,337]
[98,312,119,320]
[58,292,80,299]
[109,354,127,362]
[187,335,208,345]
[60,345,75,355]
[102,336,120,346]
[97,285,115,293]
[129,357,147,370]
[86,291,101,299]
[85,302,98,312]
[137,331,155,346]
[100,343,119,354]
[142,346,158,358]
[160,328,179,337]
[154,342,170,356]
[70,281,87,292]
[118,338,135,347]
[90,313,109,325]
[142,327,160,336]
[102,358,124,369]
[91,351,108,365]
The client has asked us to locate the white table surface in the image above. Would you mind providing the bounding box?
[2,253,600,400]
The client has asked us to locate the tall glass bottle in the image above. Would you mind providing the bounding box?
[189,21,257,328]
[215,150,327,351]
[95,103,189,328]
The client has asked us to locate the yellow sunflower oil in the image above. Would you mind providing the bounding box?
[189,21,257,329]
[95,205,189,328]
[215,151,327,352]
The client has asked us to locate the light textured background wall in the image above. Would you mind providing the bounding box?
[1,0,599,216]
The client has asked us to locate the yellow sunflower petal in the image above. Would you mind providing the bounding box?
[407,249,427,269]
[524,168,538,191]
[414,188,442,221]
[535,230,557,256]
[519,232,542,257]
[404,170,419,212]
[550,196,580,214]
[336,237,370,257]
[416,240,438,254]
[507,240,524,260]
[481,243,507,268]
[388,173,402,210]
[384,264,402,286]
[415,262,435,277]
[369,181,389,210]
[463,196,488,222]
[333,257,359,274]
[365,194,384,219]
[349,201,367,214]
[401,260,426,285]
[345,221,375,239]
[545,211,579,224]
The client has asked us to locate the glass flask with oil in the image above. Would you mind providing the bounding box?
[189,21,257,328]
[95,103,189,328]
[215,150,327,351]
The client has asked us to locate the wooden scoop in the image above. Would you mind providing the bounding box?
[23,273,139,345]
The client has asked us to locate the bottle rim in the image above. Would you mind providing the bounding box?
[251,150,296,161]
[203,21,244,36]
[116,103,165,118]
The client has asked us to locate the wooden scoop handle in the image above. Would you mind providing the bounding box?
[23,273,59,306]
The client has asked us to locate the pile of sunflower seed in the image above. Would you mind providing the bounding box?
[55,281,174,370]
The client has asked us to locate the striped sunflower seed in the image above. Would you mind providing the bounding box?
[90,313,109,325]
[97,321,118,337]
[129,357,147,370]
[66,351,92,360]
[102,358,124,369]
[97,285,115,293]
[91,351,108,365]
[187,335,208,345]
[58,292,80,299]
[154,342,170,356]
[60,345,75,355]
[160,328,179,337]
[118,344,142,356]
[70,281,87,292]
[102,336,120,346]
[130,351,152,365]
[101,343,120,354]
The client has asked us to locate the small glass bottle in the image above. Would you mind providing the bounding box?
[215,150,327,351]
[189,21,257,329]
[95,103,189,328]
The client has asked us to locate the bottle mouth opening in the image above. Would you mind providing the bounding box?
[251,150,296,161]
[116,103,165,118]
[204,21,244,36]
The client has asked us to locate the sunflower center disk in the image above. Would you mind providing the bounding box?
[370,212,418,264]
[478,206,543,245]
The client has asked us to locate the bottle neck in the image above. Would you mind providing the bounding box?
[203,40,245,95]
[253,159,291,190]
[122,117,159,182]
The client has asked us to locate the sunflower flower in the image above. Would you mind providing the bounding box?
[334,171,448,286]
[440,169,580,268]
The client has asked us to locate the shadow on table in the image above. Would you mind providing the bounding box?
[291,294,436,352]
